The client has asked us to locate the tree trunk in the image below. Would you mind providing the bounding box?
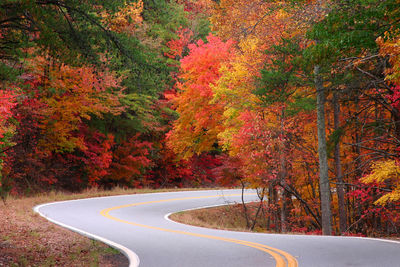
[354,98,363,233]
[279,109,288,233]
[250,188,265,230]
[333,91,347,234]
[267,185,273,230]
[240,180,251,229]
[315,64,332,235]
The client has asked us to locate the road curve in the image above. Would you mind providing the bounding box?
[35,189,400,267]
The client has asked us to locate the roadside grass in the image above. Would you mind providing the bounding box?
[170,202,270,233]
[0,187,218,267]
[170,203,400,241]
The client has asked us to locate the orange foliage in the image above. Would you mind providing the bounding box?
[25,56,123,153]
[167,34,235,159]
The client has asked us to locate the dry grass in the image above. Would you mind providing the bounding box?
[0,187,213,267]
[170,202,269,233]
[170,203,400,240]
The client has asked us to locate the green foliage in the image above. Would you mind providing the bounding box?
[0,63,20,82]
[143,0,188,41]
[326,126,344,156]
[103,1,188,97]
[286,97,316,116]
[193,17,211,42]
[118,93,157,133]
[255,38,304,108]
[305,0,400,66]
[0,0,133,65]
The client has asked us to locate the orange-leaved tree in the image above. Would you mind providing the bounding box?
[167,33,235,159]
[25,56,123,153]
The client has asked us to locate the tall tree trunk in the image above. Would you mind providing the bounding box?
[333,91,347,234]
[281,188,288,233]
[315,64,332,235]
[354,98,363,233]
[279,109,288,233]
[273,184,279,232]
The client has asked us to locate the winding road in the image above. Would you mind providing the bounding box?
[34,189,400,267]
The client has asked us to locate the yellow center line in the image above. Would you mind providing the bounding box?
[100,193,298,267]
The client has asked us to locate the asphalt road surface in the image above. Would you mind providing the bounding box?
[35,189,400,267]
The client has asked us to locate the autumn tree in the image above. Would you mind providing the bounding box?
[0,89,18,200]
[303,0,400,234]
[167,34,235,159]
[361,30,400,209]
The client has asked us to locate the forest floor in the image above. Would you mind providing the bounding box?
[0,187,211,267]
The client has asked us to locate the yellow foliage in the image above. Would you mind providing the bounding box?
[101,0,143,35]
[362,160,400,206]
[377,31,400,85]
[211,36,265,153]
[210,0,286,43]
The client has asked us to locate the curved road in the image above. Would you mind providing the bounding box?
[35,189,400,267]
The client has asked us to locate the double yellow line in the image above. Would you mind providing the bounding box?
[100,194,298,267]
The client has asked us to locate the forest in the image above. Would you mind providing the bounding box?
[1,0,400,237]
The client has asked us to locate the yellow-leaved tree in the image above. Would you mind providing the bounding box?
[362,160,400,205]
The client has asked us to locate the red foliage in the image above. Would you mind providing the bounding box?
[165,28,193,60]
[106,134,153,187]
[188,153,222,186]
[177,0,214,19]
[232,111,280,185]
[211,154,241,186]
[76,126,115,186]
[389,85,400,111]
[348,181,400,235]
[146,140,223,188]
[4,94,52,192]
[4,63,124,191]
[0,89,18,142]
[145,144,193,188]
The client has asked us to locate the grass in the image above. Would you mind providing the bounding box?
[0,186,214,267]
[170,203,400,241]
[170,202,271,233]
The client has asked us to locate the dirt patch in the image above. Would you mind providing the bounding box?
[102,253,129,267]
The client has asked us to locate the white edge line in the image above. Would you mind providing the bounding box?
[33,202,140,267]
[353,236,400,245]
[164,203,400,246]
